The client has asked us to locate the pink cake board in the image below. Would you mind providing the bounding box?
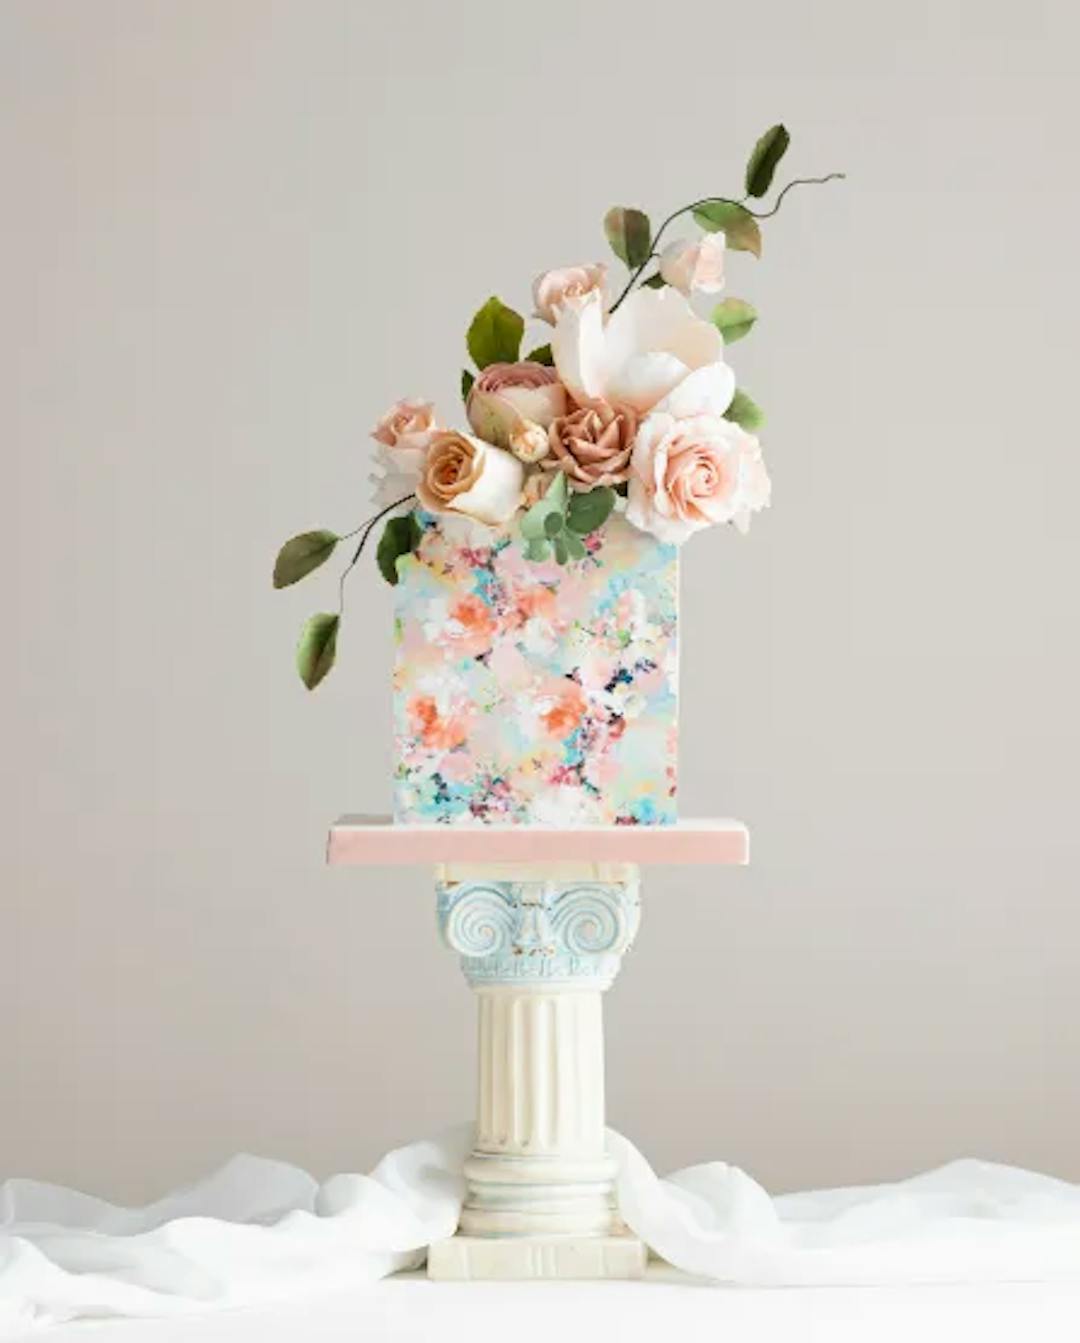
[326,815,749,867]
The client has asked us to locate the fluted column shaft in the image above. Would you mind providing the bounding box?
[435,865,640,1240]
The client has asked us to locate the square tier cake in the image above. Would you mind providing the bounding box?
[393,512,678,825]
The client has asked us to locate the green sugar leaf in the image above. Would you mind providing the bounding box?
[712,298,758,344]
[296,612,339,690]
[273,530,339,589]
[603,206,652,269]
[745,123,791,199]
[467,297,524,370]
[376,512,422,587]
[691,201,762,257]
[725,388,765,431]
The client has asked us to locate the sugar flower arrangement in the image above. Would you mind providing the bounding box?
[274,125,842,688]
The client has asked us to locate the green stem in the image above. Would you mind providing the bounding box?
[608,172,845,315]
[338,493,416,613]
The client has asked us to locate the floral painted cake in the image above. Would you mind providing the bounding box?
[392,512,677,826]
[273,125,842,826]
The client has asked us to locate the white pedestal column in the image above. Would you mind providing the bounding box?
[427,863,646,1281]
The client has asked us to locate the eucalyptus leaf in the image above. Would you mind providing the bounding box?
[691,201,762,257]
[603,206,652,269]
[552,533,569,566]
[564,532,587,561]
[461,368,475,400]
[525,343,554,367]
[544,511,564,539]
[546,470,569,511]
[296,612,339,690]
[376,512,422,586]
[520,470,570,541]
[467,297,524,369]
[526,537,551,562]
[725,389,765,432]
[273,530,338,589]
[642,272,666,289]
[520,506,549,541]
[712,298,758,344]
[566,485,616,536]
[745,124,790,199]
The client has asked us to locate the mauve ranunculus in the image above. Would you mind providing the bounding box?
[532,263,607,324]
[625,366,771,544]
[658,234,726,297]
[416,430,524,526]
[467,361,567,450]
[545,401,638,491]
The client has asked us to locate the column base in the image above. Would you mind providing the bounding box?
[427,1232,647,1282]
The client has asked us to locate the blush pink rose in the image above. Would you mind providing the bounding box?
[532,263,608,324]
[625,368,770,544]
[658,235,726,297]
[371,398,437,452]
[370,398,438,507]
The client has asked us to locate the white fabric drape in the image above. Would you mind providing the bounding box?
[3,1126,1080,1333]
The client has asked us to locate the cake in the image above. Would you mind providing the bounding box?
[272,126,845,824]
[392,511,678,826]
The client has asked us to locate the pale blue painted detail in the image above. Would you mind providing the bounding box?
[436,878,641,987]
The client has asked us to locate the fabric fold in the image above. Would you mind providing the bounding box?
[3,1126,1079,1333]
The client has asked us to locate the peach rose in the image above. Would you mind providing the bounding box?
[370,398,438,507]
[532,263,608,324]
[467,361,567,451]
[626,367,770,544]
[416,429,525,526]
[658,235,726,297]
[545,401,638,491]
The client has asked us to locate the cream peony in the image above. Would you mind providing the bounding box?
[467,361,567,451]
[369,398,438,508]
[658,234,726,297]
[626,366,770,544]
[551,286,730,415]
[532,263,607,324]
[416,430,525,526]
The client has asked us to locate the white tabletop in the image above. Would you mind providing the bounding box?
[39,1267,1080,1343]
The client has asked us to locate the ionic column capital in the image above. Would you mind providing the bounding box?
[436,871,640,989]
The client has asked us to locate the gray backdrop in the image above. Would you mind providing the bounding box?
[3,0,1078,1202]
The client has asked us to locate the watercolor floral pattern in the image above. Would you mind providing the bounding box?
[393,513,678,826]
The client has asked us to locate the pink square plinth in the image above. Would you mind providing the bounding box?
[326,815,749,867]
